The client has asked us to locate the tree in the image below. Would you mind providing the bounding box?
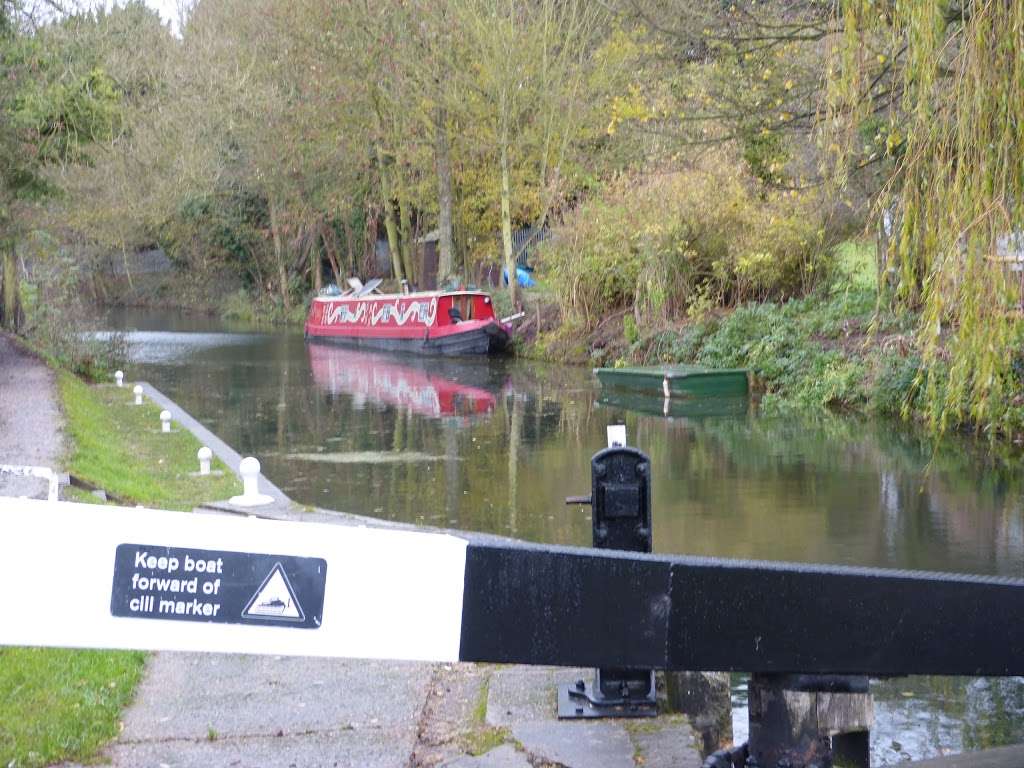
[832,1,1024,435]
[0,1,121,331]
[449,0,612,306]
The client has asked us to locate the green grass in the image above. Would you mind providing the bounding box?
[0,647,146,768]
[59,372,240,510]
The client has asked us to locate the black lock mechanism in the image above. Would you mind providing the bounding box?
[558,444,657,719]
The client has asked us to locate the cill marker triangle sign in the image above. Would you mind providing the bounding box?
[243,563,305,622]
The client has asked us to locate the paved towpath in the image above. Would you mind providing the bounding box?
[0,333,63,497]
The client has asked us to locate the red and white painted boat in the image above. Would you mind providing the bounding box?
[305,283,513,356]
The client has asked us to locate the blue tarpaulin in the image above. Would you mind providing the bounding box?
[502,266,536,288]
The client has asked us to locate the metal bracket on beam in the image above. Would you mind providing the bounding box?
[558,669,658,719]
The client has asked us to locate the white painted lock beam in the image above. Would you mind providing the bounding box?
[0,498,467,662]
[5,498,1024,678]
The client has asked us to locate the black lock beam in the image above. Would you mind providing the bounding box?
[457,540,1024,677]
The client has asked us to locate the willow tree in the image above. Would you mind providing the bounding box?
[833,1,1024,435]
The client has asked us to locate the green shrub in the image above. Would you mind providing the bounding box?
[21,256,127,380]
[542,149,835,331]
[623,314,639,344]
[221,287,256,322]
[870,353,921,417]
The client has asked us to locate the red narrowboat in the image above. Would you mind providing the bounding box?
[305,284,512,356]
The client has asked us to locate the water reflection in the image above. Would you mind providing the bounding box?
[307,342,504,420]
[104,309,1024,763]
[598,390,751,420]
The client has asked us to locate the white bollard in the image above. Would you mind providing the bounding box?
[133,384,143,405]
[197,447,212,476]
[228,456,274,507]
[115,370,124,387]
[160,410,171,433]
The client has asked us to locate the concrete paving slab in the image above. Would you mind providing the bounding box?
[442,744,532,768]
[628,716,702,768]
[106,726,414,768]
[120,653,434,741]
[484,665,701,768]
[512,721,636,768]
[486,666,589,727]
[0,471,50,499]
[410,663,492,768]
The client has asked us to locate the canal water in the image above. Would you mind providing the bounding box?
[105,309,1024,764]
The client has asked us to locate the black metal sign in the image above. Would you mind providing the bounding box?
[110,543,326,629]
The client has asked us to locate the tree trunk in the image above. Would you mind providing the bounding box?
[364,208,378,276]
[375,145,405,281]
[507,392,522,534]
[435,107,456,283]
[311,235,322,294]
[1,241,22,332]
[499,127,518,308]
[321,221,343,285]
[341,217,356,276]
[120,240,134,290]
[399,194,416,284]
[267,197,291,312]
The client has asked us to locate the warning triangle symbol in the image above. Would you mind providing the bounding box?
[243,563,305,622]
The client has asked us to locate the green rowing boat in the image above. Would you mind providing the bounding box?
[594,364,750,398]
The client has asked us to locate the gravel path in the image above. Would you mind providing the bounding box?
[0,333,63,497]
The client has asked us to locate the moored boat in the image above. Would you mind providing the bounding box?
[305,282,513,356]
[594,364,750,398]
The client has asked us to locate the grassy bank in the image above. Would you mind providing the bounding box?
[527,243,932,422]
[1,373,240,768]
[59,373,239,509]
[0,647,145,768]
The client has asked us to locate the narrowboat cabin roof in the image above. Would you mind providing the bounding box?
[311,289,493,303]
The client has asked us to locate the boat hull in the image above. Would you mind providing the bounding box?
[306,320,510,356]
[594,365,750,398]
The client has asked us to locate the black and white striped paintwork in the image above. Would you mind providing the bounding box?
[2,497,1023,677]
